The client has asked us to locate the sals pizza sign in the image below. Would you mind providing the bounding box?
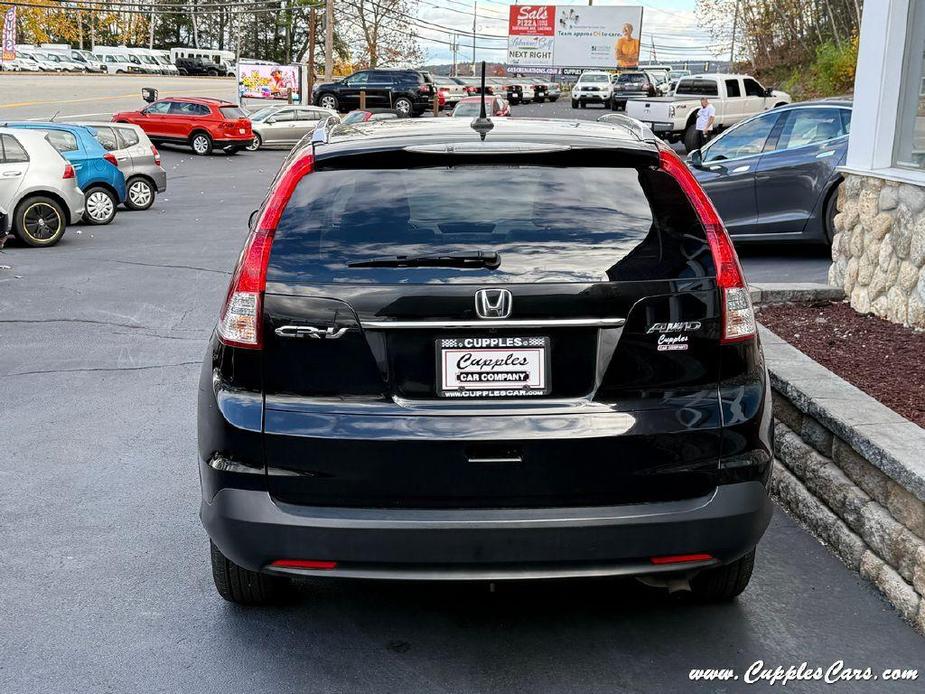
[509,5,556,36]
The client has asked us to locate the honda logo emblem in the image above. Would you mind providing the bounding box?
[474,288,512,320]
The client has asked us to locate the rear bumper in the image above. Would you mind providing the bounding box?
[201,480,772,578]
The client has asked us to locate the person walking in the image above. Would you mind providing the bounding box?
[695,96,716,149]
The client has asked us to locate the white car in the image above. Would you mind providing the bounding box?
[625,73,791,151]
[0,57,25,71]
[570,71,614,109]
[0,128,85,247]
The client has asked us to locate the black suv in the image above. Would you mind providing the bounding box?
[312,69,434,117]
[175,57,221,77]
[612,71,660,110]
[199,116,773,605]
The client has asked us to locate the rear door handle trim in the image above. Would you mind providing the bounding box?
[2,171,22,177]
[816,150,835,159]
[732,165,750,173]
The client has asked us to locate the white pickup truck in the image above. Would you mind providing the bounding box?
[625,73,791,152]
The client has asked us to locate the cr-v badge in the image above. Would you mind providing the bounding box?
[275,325,349,339]
[475,288,513,319]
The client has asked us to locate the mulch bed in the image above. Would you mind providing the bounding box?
[758,300,925,428]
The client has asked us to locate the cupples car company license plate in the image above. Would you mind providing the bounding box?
[437,336,550,398]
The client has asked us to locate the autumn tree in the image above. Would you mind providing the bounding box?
[336,0,423,68]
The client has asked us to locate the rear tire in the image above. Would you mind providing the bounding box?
[549,97,558,102]
[210,541,290,605]
[223,145,241,155]
[190,132,213,156]
[690,550,755,601]
[13,195,66,247]
[125,176,155,211]
[82,186,117,225]
[683,123,700,154]
[571,99,578,109]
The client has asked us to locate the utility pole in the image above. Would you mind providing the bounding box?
[324,0,334,80]
[308,7,317,96]
[148,2,155,49]
[729,0,740,68]
[451,33,457,77]
[471,2,477,77]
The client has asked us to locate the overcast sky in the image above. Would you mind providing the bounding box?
[415,0,724,65]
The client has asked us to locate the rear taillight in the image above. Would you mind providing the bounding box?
[103,152,118,167]
[217,154,314,349]
[62,163,75,179]
[151,144,160,166]
[418,83,431,94]
[658,147,755,343]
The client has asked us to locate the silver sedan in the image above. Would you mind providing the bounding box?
[247,105,338,150]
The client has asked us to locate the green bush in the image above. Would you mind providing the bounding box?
[811,37,859,96]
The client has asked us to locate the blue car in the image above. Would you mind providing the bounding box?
[4,122,127,225]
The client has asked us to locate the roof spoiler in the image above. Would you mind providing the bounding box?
[310,114,342,147]
[596,113,657,143]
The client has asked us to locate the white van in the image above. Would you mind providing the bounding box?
[15,46,61,72]
[131,48,179,75]
[39,44,91,72]
[92,48,146,74]
[69,49,106,73]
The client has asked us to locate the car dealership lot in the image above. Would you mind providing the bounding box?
[2,143,923,693]
[2,77,910,691]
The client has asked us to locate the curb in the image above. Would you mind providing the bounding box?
[750,282,845,305]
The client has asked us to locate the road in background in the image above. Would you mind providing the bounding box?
[0,146,921,694]
[0,74,237,120]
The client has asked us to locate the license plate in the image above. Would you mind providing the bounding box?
[437,336,550,398]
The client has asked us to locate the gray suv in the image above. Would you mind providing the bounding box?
[79,122,167,211]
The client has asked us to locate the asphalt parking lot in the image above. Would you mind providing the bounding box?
[1,76,917,692]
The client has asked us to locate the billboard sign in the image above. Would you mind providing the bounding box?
[237,62,302,101]
[2,8,16,62]
[507,5,643,69]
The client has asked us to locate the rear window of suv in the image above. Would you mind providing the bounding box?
[268,164,712,284]
[219,106,247,119]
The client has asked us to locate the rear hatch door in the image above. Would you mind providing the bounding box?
[261,145,723,508]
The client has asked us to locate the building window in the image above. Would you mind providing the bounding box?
[895,0,925,170]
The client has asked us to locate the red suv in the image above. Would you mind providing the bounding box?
[112,97,253,156]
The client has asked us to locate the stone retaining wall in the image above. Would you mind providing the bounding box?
[763,326,925,633]
[828,173,925,328]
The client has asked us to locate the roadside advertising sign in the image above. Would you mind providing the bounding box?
[507,5,644,70]
[238,62,302,101]
[2,8,16,62]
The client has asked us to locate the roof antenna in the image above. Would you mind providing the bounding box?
[49,110,60,122]
[470,60,494,140]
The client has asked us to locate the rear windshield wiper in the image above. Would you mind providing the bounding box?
[347,251,501,269]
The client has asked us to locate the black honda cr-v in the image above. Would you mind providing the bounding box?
[198,115,773,605]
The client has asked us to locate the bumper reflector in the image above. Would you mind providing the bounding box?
[649,553,713,565]
[271,559,337,570]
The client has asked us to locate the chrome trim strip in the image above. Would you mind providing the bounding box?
[468,456,523,464]
[361,318,626,330]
